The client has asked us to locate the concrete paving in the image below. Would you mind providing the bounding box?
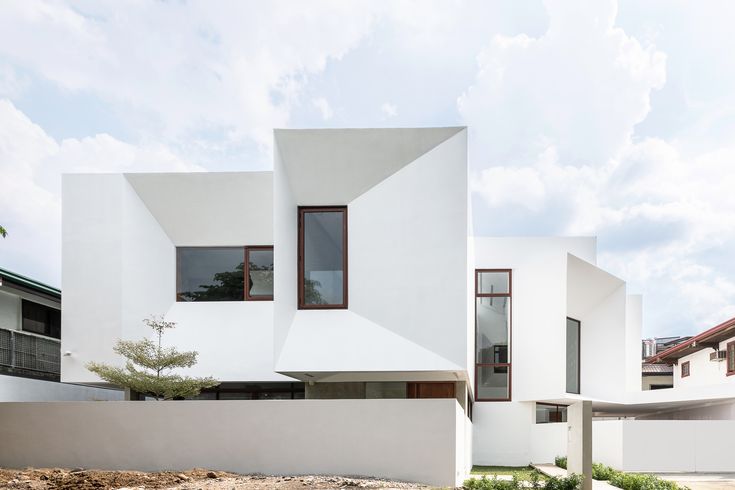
[656,473,735,490]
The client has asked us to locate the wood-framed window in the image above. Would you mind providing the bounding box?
[681,360,690,378]
[475,269,511,401]
[298,206,348,309]
[536,402,568,424]
[176,246,274,302]
[727,341,735,376]
[245,246,274,301]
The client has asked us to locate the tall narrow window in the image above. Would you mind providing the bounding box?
[245,246,274,300]
[681,360,690,378]
[475,269,511,401]
[727,342,735,376]
[298,207,347,309]
[566,317,581,394]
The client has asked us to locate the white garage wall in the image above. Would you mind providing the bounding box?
[0,375,122,401]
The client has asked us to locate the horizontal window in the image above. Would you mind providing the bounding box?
[177,246,274,302]
[22,300,60,339]
[536,403,568,424]
[477,271,510,295]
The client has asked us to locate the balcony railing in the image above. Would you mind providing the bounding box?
[0,327,60,380]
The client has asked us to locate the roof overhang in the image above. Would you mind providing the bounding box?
[646,317,735,364]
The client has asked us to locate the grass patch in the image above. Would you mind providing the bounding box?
[471,466,548,481]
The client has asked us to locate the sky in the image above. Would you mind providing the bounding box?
[1,0,734,338]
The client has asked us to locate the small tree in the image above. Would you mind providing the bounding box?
[0,225,7,238]
[87,316,219,400]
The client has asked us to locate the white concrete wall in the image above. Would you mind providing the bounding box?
[642,375,673,390]
[473,237,596,402]
[473,401,534,465]
[591,420,735,472]
[673,335,735,389]
[0,375,122,401]
[625,295,643,393]
[0,399,465,487]
[530,422,567,464]
[274,128,469,377]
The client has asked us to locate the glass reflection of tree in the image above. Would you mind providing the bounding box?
[179,263,245,301]
[304,278,326,304]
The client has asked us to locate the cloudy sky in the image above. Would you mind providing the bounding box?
[1,0,734,337]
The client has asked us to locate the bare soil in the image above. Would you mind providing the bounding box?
[0,468,431,489]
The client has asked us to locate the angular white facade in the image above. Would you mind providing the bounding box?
[60,127,732,479]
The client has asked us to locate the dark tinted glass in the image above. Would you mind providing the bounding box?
[21,300,61,339]
[247,248,274,298]
[302,210,345,306]
[566,318,580,393]
[177,247,244,302]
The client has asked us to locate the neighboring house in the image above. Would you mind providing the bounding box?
[0,267,121,401]
[60,127,735,472]
[641,363,673,390]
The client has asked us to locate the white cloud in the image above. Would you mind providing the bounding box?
[312,97,334,120]
[0,99,201,286]
[381,102,398,118]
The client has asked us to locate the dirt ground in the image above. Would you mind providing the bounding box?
[0,468,432,490]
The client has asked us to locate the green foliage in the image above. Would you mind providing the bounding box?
[86,316,219,400]
[0,225,6,238]
[463,473,578,490]
[555,456,567,469]
[592,462,616,481]
[304,278,326,304]
[609,472,688,490]
[471,466,546,482]
[545,474,583,490]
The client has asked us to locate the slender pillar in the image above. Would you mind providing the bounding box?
[567,400,592,490]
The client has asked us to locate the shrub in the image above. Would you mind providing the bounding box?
[609,472,688,490]
[463,475,520,490]
[555,456,567,469]
[592,462,617,481]
[543,474,583,490]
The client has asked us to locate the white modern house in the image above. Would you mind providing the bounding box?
[2,127,731,485]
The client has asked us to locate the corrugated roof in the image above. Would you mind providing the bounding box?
[642,363,673,374]
[0,267,61,299]
[646,316,735,364]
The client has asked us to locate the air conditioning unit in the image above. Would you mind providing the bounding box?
[710,350,727,362]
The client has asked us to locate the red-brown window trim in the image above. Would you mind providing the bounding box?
[475,269,512,402]
[297,206,348,310]
[244,246,274,301]
[681,360,690,378]
[726,341,735,376]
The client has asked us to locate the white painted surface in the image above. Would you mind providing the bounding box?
[275,128,469,376]
[275,127,464,205]
[625,295,643,393]
[568,401,592,490]
[0,375,122,401]
[473,401,534,465]
[125,172,273,247]
[530,423,567,464]
[0,399,465,487]
[673,335,735,389]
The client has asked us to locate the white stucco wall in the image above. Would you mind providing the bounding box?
[0,375,122,401]
[529,422,567,464]
[673,335,735,389]
[0,399,465,487]
[473,401,535,465]
[274,128,469,377]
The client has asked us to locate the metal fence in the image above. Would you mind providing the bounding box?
[0,328,61,377]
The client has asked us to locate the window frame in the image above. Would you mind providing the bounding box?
[21,299,61,339]
[566,317,581,394]
[244,246,274,301]
[297,206,348,310]
[474,268,512,402]
[536,402,569,424]
[681,360,690,378]
[726,341,735,376]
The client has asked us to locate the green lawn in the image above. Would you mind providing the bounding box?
[471,465,548,481]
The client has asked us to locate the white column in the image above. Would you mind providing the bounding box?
[567,401,592,490]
